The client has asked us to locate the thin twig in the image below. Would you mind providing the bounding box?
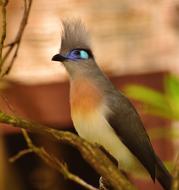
[3,41,17,48]
[1,0,33,76]
[0,95,16,114]
[9,148,33,162]
[35,147,98,190]
[0,0,8,66]
[10,147,98,190]
[21,129,32,146]
[13,129,98,190]
[0,110,137,190]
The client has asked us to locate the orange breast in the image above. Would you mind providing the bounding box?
[70,78,103,114]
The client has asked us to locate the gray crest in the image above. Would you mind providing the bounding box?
[60,19,91,52]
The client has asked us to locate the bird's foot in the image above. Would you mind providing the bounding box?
[99,176,113,190]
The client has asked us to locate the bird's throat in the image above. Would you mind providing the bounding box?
[70,78,103,115]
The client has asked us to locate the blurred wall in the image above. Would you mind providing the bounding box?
[3,0,179,84]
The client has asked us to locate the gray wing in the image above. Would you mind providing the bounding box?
[106,90,157,180]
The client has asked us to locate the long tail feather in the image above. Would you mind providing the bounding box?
[156,156,172,190]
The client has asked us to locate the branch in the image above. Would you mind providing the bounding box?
[0,110,137,190]
[1,94,98,190]
[9,130,98,190]
[0,0,8,65]
[0,0,33,76]
[9,148,33,162]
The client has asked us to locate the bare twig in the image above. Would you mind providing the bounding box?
[0,0,8,65]
[3,41,17,48]
[1,0,33,76]
[0,110,137,190]
[9,148,33,162]
[10,129,98,190]
[0,95,16,114]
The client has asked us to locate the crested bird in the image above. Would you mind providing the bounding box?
[52,19,172,190]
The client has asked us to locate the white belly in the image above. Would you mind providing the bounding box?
[71,108,146,174]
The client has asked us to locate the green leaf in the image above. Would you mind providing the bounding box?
[164,75,179,117]
[124,85,172,113]
[165,75,179,98]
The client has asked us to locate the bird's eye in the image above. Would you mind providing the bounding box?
[67,49,89,60]
[79,50,89,59]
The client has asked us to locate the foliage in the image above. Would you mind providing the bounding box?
[124,74,179,121]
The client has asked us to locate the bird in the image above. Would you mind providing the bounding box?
[52,19,172,190]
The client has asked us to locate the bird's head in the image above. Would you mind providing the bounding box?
[52,19,97,79]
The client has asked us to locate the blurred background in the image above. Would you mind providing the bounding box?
[0,0,179,189]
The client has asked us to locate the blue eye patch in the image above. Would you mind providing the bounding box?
[66,49,93,60]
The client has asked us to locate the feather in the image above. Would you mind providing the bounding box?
[107,93,157,181]
[60,19,91,52]
[106,90,172,190]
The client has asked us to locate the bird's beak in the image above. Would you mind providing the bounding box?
[51,54,67,62]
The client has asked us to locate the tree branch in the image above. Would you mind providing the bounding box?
[0,0,33,76]
[9,129,98,190]
[0,110,137,190]
[9,148,33,162]
[0,0,8,66]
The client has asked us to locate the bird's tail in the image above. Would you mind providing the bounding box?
[156,156,172,190]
